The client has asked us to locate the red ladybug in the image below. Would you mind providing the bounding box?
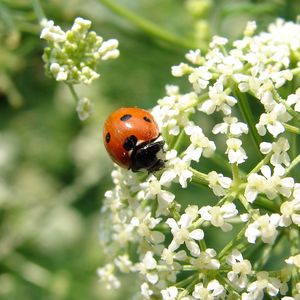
[103,107,165,172]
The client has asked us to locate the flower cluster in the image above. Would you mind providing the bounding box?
[41,17,119,84]
[41,17,119,121]
[99,19,300,299]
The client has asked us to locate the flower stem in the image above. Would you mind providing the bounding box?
[249,152,272,174]
[284,123,300,135]
[285,153,300,175]
[67,83,80,103]
[238,194,258,220]
[190,168,209,186]
[97,0,198,50]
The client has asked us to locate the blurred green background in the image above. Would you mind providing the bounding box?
[0,0,300,299]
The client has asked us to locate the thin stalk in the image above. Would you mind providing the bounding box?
[284,123,300,135]
[67,83,80,102]
[190,168,209,186]
[97,0,198,50]
[249,152,272,174]
[285,153,300,175]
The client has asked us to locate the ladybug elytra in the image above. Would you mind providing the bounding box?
[103,107,165,172]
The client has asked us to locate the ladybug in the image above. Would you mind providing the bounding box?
[103,107,165,172]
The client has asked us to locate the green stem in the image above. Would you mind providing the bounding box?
[218,224,248,260]
[97,0,198,50]
[238,194,258,220]
[172,129,186,152]
[190,167,209,186]
[249,152,272,174]
[234,89,263,157]
[286,153,300,175]
[67,83,80,103]
[31,0,46,23]
[284,123,300,135]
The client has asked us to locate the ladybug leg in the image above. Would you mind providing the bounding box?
[130,141,165,172]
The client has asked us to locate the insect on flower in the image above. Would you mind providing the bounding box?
[103,107,165,172]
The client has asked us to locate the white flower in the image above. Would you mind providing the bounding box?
[141,282,153,299]
[242,271,283,300]
[280,199,300,226]
[193,279,225,300]
[244,21,257,36]
[139,175,175,216]
[245,165,294,202]
[171,63,191,76]
[212,116,248,137]
[185,49,203,64]
[190,248,220,270]
[151,89,197,136]
[260,137,290,167]
[256,103,291,137]
[226,250,252,289]
[245,173,267,203]
[226,138,248,164]
[198,81,237,115]
[188,66,212,93]
[183,123,216,162]
[161,286,178,300]
[166,212,204,257]
[207,171,232,196]
[131,212,165,244]
[285,254,300,268]
[99,39,120,60]
[161,248,187,265]
[97,263,121,290]
[40,20,66,42]
[245,214,281,244]
[114,255,133,273]
[160,150,193,188]
[135,251,159,284]
[76,97,94,121]
[199,203,238,231]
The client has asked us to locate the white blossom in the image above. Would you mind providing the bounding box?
[207,171,232,196]
[199,203,238,231]
[76,97,94,121]
[256,103,291,138]
[226,250,252,289]
[160,150,193,188]
[97,264,121,290]
[226,138,248,164]
[190,248,220,270]
[166,211,204,257]
[242,271,284,300]
[161,286,178,300]
[245,214,281,244]
[193,279,225,300]
[212,116,248,137]
[198,80,237,115]
[183,123,216,162]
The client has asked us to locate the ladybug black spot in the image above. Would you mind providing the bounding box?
[123,135,137,151]
[120,114,132,121]
[143,116,151,123]
[106,132,111,143]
